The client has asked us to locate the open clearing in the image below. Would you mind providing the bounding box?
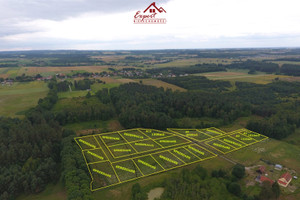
[281,76,300,82]
[17,181,66,200]
[0,67,21,78]
[75,128,222,191]
[140,79,186,92]
[0,81,48,117]
[57,78,185,98]
[75,127,267,191]
[199,69,291,84]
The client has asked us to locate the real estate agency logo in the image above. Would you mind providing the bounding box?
[134,2,167,24]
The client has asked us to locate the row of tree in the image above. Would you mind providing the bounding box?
[160,76,231,91]
[146,64,226,76]
[60,131,93,200]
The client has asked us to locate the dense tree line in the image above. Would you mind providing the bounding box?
[0,117,62,199]
[53,97,115,125]
[247,105,300,139]
[160,76,231,91]
[146,64,226,76]
[74,79,94,90]
[107,83,251,129]
[280,64,300,76]
[0,63,18,68]
[60,130,93,200]
[232,80,300,139]
[57,80,71,92]
[14,74,35,82]
[227,60,279,73]
[107,79,300,139]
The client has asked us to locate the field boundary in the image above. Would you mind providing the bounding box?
[74,127,268,191]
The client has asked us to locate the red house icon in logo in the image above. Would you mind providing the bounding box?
[144,2,167,14]
[133,2,167,24]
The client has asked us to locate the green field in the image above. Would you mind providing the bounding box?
[227,139,300,172]
[0,67,21,78]
[91,82,121,91]
[57,82,121,99]
[16,181,66,200]
[199,69,291,84]
[150,58,235,68]
[58,90,89,98]
[140,79,186,92]
[0,81,49,117]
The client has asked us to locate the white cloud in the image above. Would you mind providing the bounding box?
[1,0,300,50]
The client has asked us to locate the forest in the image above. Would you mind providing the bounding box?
[159,76,231,91]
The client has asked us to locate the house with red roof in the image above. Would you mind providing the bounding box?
[278,172,292,187]
[258,175,274,185]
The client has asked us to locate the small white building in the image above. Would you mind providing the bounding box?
[274,164,282,171]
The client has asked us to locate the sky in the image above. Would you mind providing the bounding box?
[1,0,300,51]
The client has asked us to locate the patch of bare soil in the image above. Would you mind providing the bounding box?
[76,128,101,136]
[108,120,123,131]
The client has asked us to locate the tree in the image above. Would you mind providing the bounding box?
[232,164,245,179]
[259,181,273,200]
[227,182,241,196]
[248,69,256,74]
[193,165,207,180]
[272,182,280,199]
[131,183,146,200]
[86,91,91,98]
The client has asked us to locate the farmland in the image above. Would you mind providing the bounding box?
[74,127,267,191]
[19,66,127,76]
[0,81,48,117]
[199,69,291,84]
[1,49,300,200]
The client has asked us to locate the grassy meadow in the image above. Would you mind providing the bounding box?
[16,181,66,200]
[140,79,186,92]
[0,81,49,117]
[199,69,291,84]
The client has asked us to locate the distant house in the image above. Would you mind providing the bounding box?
[257,175,274,185]
[275,164,283,171]
[278,172,292,187]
